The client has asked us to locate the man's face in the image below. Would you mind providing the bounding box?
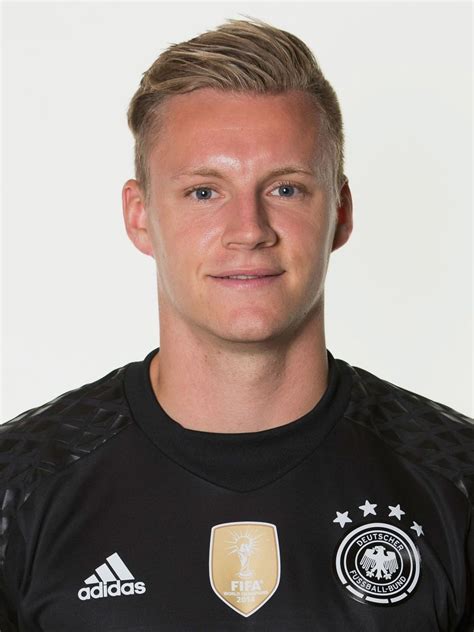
[124,88,352,346]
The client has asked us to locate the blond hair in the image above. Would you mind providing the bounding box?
[127,17,345,206]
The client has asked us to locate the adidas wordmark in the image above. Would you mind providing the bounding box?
[78,552,146,601]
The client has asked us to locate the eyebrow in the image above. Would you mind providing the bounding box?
[172,166,316,181]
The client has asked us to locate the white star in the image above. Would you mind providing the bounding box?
[410,521,424,537]
[333,511,352,528]
[359,500,377,517]
[388,504,406,520]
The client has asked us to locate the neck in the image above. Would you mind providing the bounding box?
[149,304,329,434]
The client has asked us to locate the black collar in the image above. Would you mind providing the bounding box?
[123,347,353,492]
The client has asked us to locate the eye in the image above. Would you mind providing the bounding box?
[269,182,305,198]
[187,186,218,201]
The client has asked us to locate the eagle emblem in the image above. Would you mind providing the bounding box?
[334,522,421,605]
[360,545,398,580]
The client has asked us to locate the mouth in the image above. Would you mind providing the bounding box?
[214,273,281,279]
[209,272,284,288]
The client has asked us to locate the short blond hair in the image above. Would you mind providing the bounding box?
[127,17,345,206]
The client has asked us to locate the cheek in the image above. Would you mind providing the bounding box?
[283,214,333,267]
[154,214,217,288]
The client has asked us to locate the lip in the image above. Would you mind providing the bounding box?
[210,269,284,278]
[209,272,285,289]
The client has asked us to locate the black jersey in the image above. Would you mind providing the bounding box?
[0,348,472,631]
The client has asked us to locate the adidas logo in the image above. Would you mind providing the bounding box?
[78,552,146,601]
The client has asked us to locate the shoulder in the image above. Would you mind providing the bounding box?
[0,363,133,521]
[337,359,474,502]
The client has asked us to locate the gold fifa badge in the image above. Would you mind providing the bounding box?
[209,521,281,617]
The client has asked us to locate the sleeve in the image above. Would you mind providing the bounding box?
[0,425,28,632]
[0,512,21,632]
[0,593,18,632]
[459,507,474,631]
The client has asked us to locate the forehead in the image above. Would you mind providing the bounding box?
[149,88,322,176]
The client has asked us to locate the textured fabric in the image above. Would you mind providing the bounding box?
[344,364,474,500]
[0,348,472,631]
[0,367,133,630]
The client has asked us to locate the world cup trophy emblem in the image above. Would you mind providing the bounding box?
[209,521,281,617]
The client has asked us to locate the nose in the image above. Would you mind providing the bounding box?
[221,193,278,250]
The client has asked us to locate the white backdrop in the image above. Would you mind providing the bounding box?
[2,1,472,420]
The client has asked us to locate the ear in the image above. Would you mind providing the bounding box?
[331,177,354,252]
[122,179,154,257]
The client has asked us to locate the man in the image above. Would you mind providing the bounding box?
[0,17,472,631]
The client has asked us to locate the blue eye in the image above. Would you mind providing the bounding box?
[278,185,295,197]
[270,183,303,198]
[190,187,216,201]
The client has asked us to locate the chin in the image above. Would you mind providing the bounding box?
[210,318,290,345]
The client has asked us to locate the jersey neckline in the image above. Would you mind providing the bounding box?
[123,347,353,491]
